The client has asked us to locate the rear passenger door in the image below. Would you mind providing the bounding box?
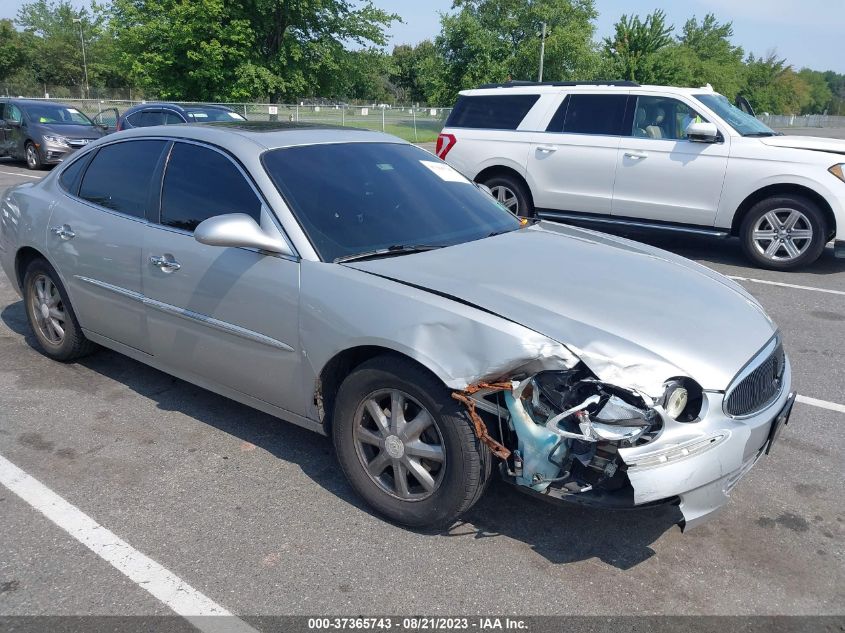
[140,141,304,414]
[524,92,629,216]
[47,139,168,353]
[612,94,729,225]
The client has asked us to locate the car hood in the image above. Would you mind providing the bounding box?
[35,123,104,140]
[345,222,776,396]
[759,135,845,156]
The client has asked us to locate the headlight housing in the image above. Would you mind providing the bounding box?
[42,134,70,147]
[662,378,703,422]
[830,164,845,183]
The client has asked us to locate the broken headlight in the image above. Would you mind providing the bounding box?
[661,378,703,422]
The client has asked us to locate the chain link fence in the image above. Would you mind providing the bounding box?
[15,97,453,143]
[759,114,845,128]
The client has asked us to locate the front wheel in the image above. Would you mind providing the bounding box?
[740,195,827,270]
[25,142,43,170]
[332,356,491,528]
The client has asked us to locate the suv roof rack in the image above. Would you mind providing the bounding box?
[477,80,641,89]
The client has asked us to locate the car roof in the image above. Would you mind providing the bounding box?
[107,121,408,151]
[458,83,717,97]
[0,98,82,108]
[123,102,236,115]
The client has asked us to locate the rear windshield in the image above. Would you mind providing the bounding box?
[185,108,246,122]
[262,143,520,262]
[445,94,539,130]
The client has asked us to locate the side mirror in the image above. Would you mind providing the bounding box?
[7,119,21,127]
[686,121,719,143]
[194,213,294,256]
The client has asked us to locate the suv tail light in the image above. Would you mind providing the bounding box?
[436,133,456,160]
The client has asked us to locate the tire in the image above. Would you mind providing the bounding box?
[22,258,97,361]
[25,142,43,170]
[479,172,534,218]
[332,355,492,529]
[740,195,827,270]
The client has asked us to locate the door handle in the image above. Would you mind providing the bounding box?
[536,145,558,153]
[149,254,181,272]
[50,224,75,240]
[624,151,648,160]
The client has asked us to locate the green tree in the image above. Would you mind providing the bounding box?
[0,19,29,84]
[674,14,745,99]
[110,0,398,102]
[798,68,833,113]
[601,9,674,83]
[743,53,810,115]
[390,41,439,103]
[427,0,598,104]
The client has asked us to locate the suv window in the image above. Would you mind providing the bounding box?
[78,140,167,217]
[633,96,707,140]
[160,142,261,232]
[445,95,540,130]
[163,111,184,124]
[547,94,628,136]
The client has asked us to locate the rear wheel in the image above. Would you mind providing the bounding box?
[480,172,534,218]
[332,356,491,528]
[740,195,827,270]
[23,258,96,361]
[25,142,43,170]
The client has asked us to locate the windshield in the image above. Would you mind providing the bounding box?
[694,93,776,136]
[185,108,246,122]
[23,103,94,126]
[262,143,521,262]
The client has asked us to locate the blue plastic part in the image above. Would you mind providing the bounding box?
[503,390,563,490]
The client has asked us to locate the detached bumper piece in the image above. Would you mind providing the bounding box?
[835,240,845,259]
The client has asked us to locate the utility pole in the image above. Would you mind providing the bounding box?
[538,22,547,82]
[73,17,89,100]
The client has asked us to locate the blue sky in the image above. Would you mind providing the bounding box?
[3,0,843,73]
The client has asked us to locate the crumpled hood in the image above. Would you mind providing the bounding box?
[759,135,845,156]
[346,222,776,396]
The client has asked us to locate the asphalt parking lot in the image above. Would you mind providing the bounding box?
[0,138,843,623]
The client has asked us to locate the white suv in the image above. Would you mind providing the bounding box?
[437,81,845,270]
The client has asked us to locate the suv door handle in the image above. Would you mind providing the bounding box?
[50,224,75,240]
[149,254,181,272]
[536,145,558,153]
[624,151,648,160]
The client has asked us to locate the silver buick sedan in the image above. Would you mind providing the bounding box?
[0,123,794,530]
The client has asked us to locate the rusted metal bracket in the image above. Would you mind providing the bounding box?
[452,382,513,460]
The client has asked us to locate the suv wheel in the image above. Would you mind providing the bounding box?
[480,173,534,218]
[332,356,492,528]
[25,142,43,170]
[740,195,827,270]
[23,258,97,361]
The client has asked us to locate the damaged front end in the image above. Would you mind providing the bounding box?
[452,357,789,529]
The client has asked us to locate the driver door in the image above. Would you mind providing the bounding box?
[141,140,305,414]
[92,107,120,133]
[612,94,730,225]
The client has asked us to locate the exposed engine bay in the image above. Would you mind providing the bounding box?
[454,364,702,507]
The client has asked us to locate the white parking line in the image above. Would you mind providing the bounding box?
[0,170,42,179]
[796,394,845,414]
[728,275,845,297]
[0,454,258,633]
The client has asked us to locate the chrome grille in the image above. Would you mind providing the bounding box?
[725,342,785,417]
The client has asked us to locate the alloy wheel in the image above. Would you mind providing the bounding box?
[353,389,446,501]
[26,145,38,169]
[752,208,813,262]
[29,274,66,346]
[490,185,519,215]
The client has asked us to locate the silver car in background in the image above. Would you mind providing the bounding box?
[0,123,794,530]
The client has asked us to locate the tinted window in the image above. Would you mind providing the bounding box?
[59,155,90,194]
[545,96,569,132]
[559,94,628,135]
[160,143,261,232]
[445,95,539,130]
[128,110,169,127]
[262,143,521,262]
[79,140,167,217]
[163,111,184,124]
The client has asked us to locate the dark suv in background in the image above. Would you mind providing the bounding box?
[117,103,246,130]
[0,99,110,169]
